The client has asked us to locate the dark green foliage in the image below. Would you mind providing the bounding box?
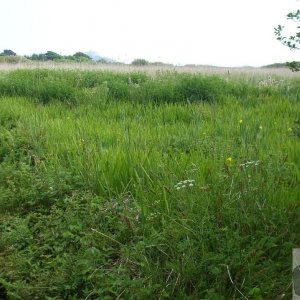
[264,61,300,72]
[26,51,62,61]
[73,52,92,61]
[44,51,62,61]
[286,61,300,72]
[264,62,292,68]
[0,49,16,56]
[25,53,42,60]
[131,58,149,65]
[25,51,93,62]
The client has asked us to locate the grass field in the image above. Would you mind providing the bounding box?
[0,67,299,299]
[1,61,300,78]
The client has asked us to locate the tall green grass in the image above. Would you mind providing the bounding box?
[0,69,299,105]
[0,69,299,299]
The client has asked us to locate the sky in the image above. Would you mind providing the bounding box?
[1,0,299,67]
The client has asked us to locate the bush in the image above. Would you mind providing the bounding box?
[0,49,16,56]
[132,58,149,66]
[25,51,62,61]
[72,52,92,61]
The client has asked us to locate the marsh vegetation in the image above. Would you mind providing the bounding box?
[0,68,299,299]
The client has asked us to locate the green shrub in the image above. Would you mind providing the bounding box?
[131,58,149,65]
[0,49,16,56]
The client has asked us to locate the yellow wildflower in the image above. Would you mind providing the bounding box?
[239,119,243,124]
[226,157,233,166]
[288,127,293,133]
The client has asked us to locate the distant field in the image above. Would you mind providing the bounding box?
[1,61,300,78]
[0,68,299,299]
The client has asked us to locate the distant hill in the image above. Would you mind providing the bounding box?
[263,62,290,68]
[84,51,115,63]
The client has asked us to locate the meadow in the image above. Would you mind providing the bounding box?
[0,67,299,299]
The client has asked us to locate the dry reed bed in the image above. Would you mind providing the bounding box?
[0,61,300,78]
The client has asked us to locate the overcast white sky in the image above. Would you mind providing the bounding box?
[1,0,299,66]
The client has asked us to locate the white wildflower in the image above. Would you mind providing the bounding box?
[240,160,260,168]
[174,179,195,190]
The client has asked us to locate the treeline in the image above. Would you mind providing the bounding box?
[25,51,92,62]
[0,49,173,66]
[0,49,93,62]
[0,49,108,63]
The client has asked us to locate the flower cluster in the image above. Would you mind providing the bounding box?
[240,160,260,168]
[174,179,195,190]
[258,77,284,88]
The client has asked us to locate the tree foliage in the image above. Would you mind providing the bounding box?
[26,51,62,61]
[72,52,92,61]
[275,9,300,71]
[25,51,92,62]
[0,49,16,56]
[131,58,149,66]
[44,51,62,61]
